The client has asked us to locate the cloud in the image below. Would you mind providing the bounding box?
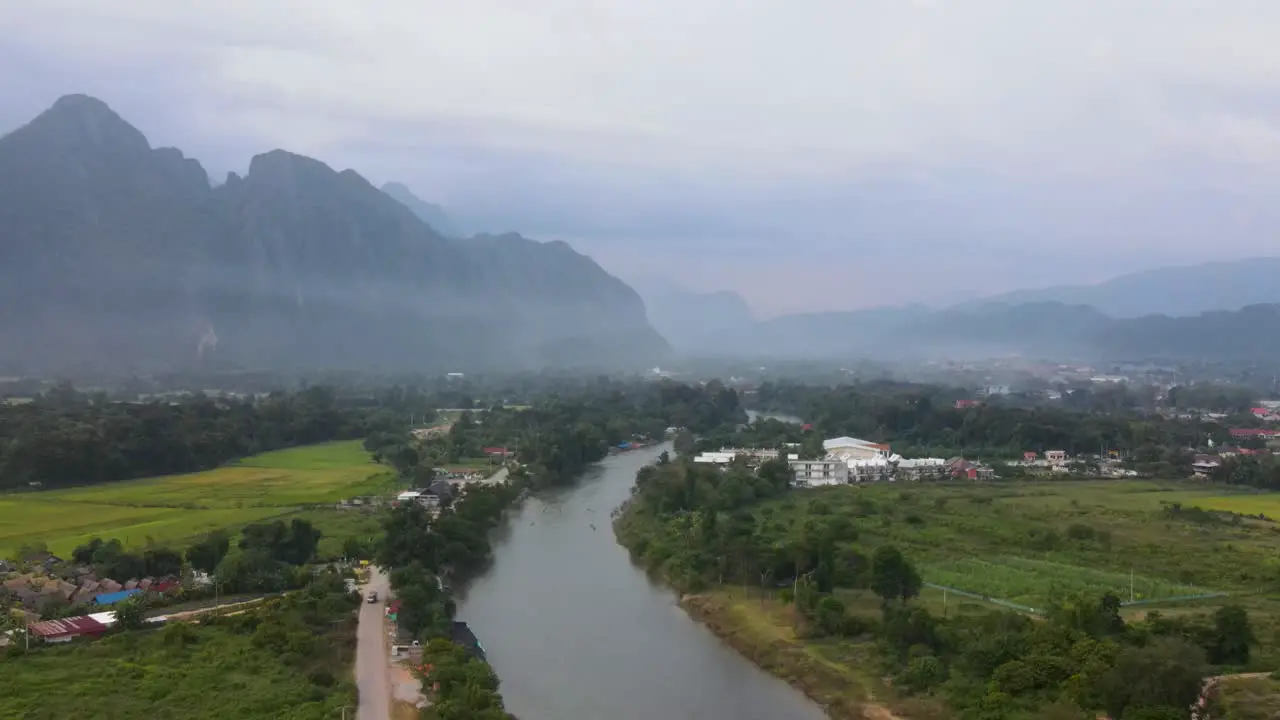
[3,0,1280,313]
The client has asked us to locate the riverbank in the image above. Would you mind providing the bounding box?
[679,588,927,720]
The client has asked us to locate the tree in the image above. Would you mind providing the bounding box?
[72,538,104,565]
[1208,605,1254,665]
[342,536,367,562]
[1098,637,1206,720]
[870,545,921,605]
[186,530,231,574]
[143,547,183,576]
[113,596,147,630]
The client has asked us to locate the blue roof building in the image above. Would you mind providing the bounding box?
[93,588,142,605]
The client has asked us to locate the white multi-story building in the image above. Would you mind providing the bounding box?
[693,448,795,465]
[788,459,849,487]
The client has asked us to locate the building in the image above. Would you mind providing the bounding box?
[27,615,108,643]
[1045,450,1067,464]
[1229,428,1280,440]
[946,458,994,480]
[955,399,981,409]
[1192,454,1222,477]
[896,457,947,481]
[848,457,895,483]
[788,459,849,487]
[693,448,788,465]
[823,437,890,461]
[1023,451,1038,462]
[93,589,142,606]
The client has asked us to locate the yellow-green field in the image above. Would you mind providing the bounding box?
[0,441,396,558]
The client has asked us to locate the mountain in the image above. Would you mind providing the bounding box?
[380,181,461,237]
[690,300,1280,363]
[644,289,757,352]
[967,258,1280,317]
[0,95,668,375]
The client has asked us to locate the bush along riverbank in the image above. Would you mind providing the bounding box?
[614,456,1266,720]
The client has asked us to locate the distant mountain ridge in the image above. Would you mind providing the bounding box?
[380,181,461,237]
[681,300,1280,362]
[663,256,1280,361]
[0,94,668,375]
[965,257,1280,317]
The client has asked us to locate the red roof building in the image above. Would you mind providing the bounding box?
[1229,428,1280,438]
[151,579,180,594]
[28,615,108,643]
[482,447,513,457]
[955,399,981,409]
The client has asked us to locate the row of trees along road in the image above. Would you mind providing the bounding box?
[615,456,1259,719]
[377,484,522,720]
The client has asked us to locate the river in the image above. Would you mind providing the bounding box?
[455,442,826,720]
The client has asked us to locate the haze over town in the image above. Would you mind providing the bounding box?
[5,1,1280,315]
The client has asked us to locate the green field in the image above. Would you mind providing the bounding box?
[755,479,1280,666]
[920,556,1207,611]
[0,440,395,558]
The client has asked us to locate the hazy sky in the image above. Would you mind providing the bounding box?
[4,1,1280,316]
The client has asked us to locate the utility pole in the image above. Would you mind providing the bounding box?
[1130,567,1135,604]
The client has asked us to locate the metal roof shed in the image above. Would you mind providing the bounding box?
[92,588,142,605]
[29,615,108,642]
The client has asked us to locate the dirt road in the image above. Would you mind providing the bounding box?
[355,566,392,720]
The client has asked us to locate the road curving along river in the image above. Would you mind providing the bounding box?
[454,442,827,720]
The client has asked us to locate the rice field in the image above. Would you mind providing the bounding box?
[0,440,395,557]
[1186,494,1280,518]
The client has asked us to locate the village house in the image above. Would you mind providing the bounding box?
[1192,454,1222,477]
[946,458,995,480]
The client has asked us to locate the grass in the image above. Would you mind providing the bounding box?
[801,480,1280,606]
[919,556,1207,611]
[0,440,396,558]
[742,479,1280,666]
[666,480,1280,720]
[1219,674,1280,719]
[443,458,499,472]
[0,591,358,719]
